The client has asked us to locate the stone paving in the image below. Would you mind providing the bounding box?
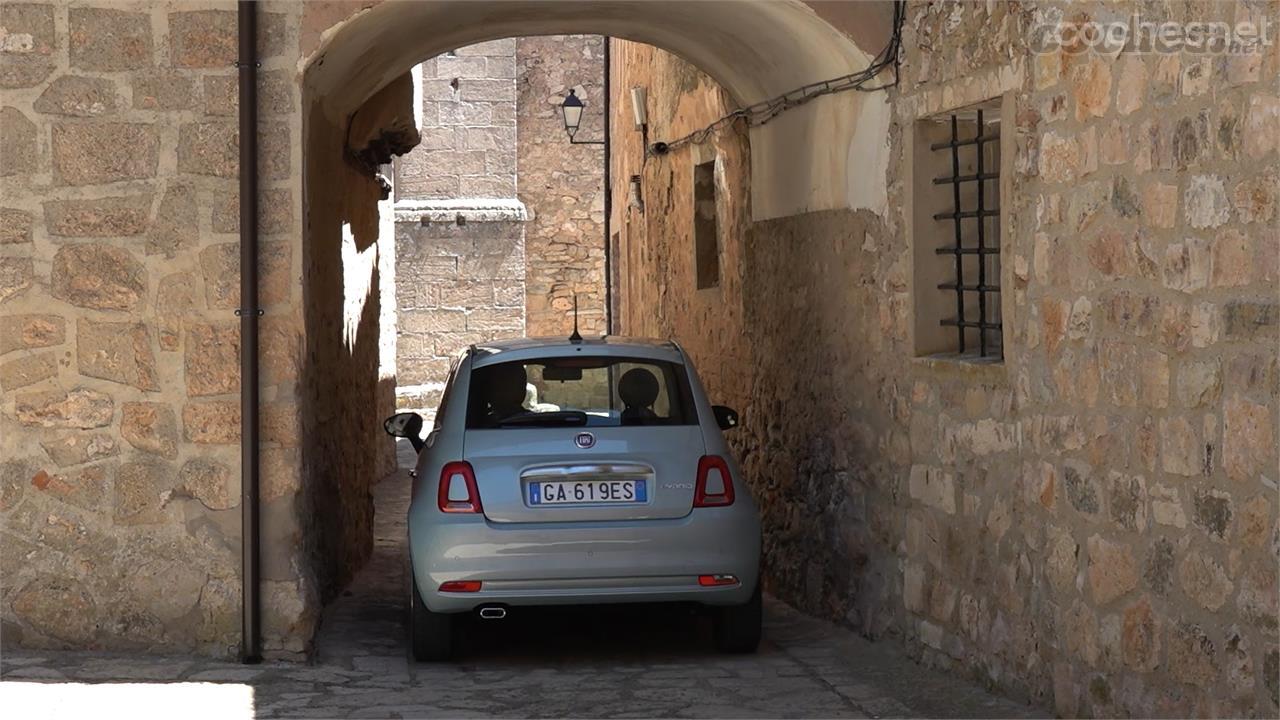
[1,443,1046,719]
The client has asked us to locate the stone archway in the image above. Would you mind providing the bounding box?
[295,0,895,651]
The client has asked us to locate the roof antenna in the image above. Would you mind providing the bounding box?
[569,294,583,344]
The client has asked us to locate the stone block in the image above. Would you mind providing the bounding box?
[115,458,178,525]
[178,121,290,180]
[10,577,98,644]
[1071,57,1112,121]
[44,195,152,237]
[183,401,239,444]
[1107,472,1146,531]
[156,272,199,351]
[180,457,238,511]
[1121,596,1160,671]
[457,78,515,104]
[908,465,955,514]
[132,73,197,111]
[121,401,179,459]
[69,7,152,71]
[1236,494,1272,549]
[262,447,300,502]
[1243,94,1279,158]
[147,182,198,257]
[1236,562,1278,632]
[401,309,465,335]
[76,319,159,391]
[39,433,119,468]
[1140,181,1177,229]
[1114,56,1146,116]
[52,122,158,185]
[1184,175,1231,229]
[200,243,239,309]
[34,75,119,117]
[1144,537,1175,596]
[459,175,518,197]
[178,122,237,178]
[1159,417,1199,476]
[1223,394,1271,482]
[0,314,65,354]
[0,351,56,391]
[1208,229,1251,289]
[0,3,56,88]
[1150,484,1187,528]
[261,402,300,448]
[169,10,237,68]
[0,207,33,244]
[465,307,522,333]
[439,281,494,308]
[1232,171,1278,226]
[210,188,293,235]
[1063,460,1100,515]
[1086,534,1138,605]
[1223,300,1278,341]
[51,243,146,311]
[1191,488,1232,540]
[1168,622,1217,687]
[260,315,299,385]
[14,387,113,428]
[204,69,294,117]
[185,323,240,397]
[0,106,36,176]
[0,257,33,303]
[1177,551,1233,611]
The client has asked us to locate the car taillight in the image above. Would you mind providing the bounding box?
[693,455,734,507]
[438,461,482,513]
[698,574,739,587]
[439,580,482,592]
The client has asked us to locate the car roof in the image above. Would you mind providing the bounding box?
[470,335,684,367]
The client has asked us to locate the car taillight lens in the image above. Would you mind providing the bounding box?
[438,461,482,513]
[693,455,734,507]
[698,574,739,587]
[439,580,482,592]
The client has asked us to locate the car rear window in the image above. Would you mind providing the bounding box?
[465,356,698,429]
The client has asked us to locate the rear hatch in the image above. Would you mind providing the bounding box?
[466,426,704,522]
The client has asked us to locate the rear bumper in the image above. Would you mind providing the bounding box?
[409,505,761,613]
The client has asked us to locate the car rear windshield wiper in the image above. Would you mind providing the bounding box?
[497,410,589,427]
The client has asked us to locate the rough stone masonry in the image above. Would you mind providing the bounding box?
[1,3,1277,719]
[611,2,1278,718]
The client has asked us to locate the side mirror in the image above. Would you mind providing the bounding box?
[383,412,425,452]
[712,405,739,431]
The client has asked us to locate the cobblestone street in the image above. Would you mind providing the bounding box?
[2,446,1043,719]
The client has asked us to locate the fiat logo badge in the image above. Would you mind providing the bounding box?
[574,432,595,449]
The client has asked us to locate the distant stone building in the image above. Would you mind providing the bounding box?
[393,37,606,414]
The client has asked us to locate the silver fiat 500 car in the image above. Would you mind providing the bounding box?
[384,336,761,661]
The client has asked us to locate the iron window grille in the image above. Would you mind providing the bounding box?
[931,109,1001,358]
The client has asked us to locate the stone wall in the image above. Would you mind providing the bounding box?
[517,35,607,337]
[610,0,1279,714]
[0,2,311,657]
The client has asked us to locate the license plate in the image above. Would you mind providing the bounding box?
[529,479,646,505]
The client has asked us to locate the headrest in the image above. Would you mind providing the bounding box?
[618,368,659,409]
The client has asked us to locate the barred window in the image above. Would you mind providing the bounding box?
[912,101,1004,361]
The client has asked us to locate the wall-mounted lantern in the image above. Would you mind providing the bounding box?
[561,88,604,145]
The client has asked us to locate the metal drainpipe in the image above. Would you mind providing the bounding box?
[237,0,262,665]
[602,36,612,334]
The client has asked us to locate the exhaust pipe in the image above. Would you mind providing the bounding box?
[478,606,507,620]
